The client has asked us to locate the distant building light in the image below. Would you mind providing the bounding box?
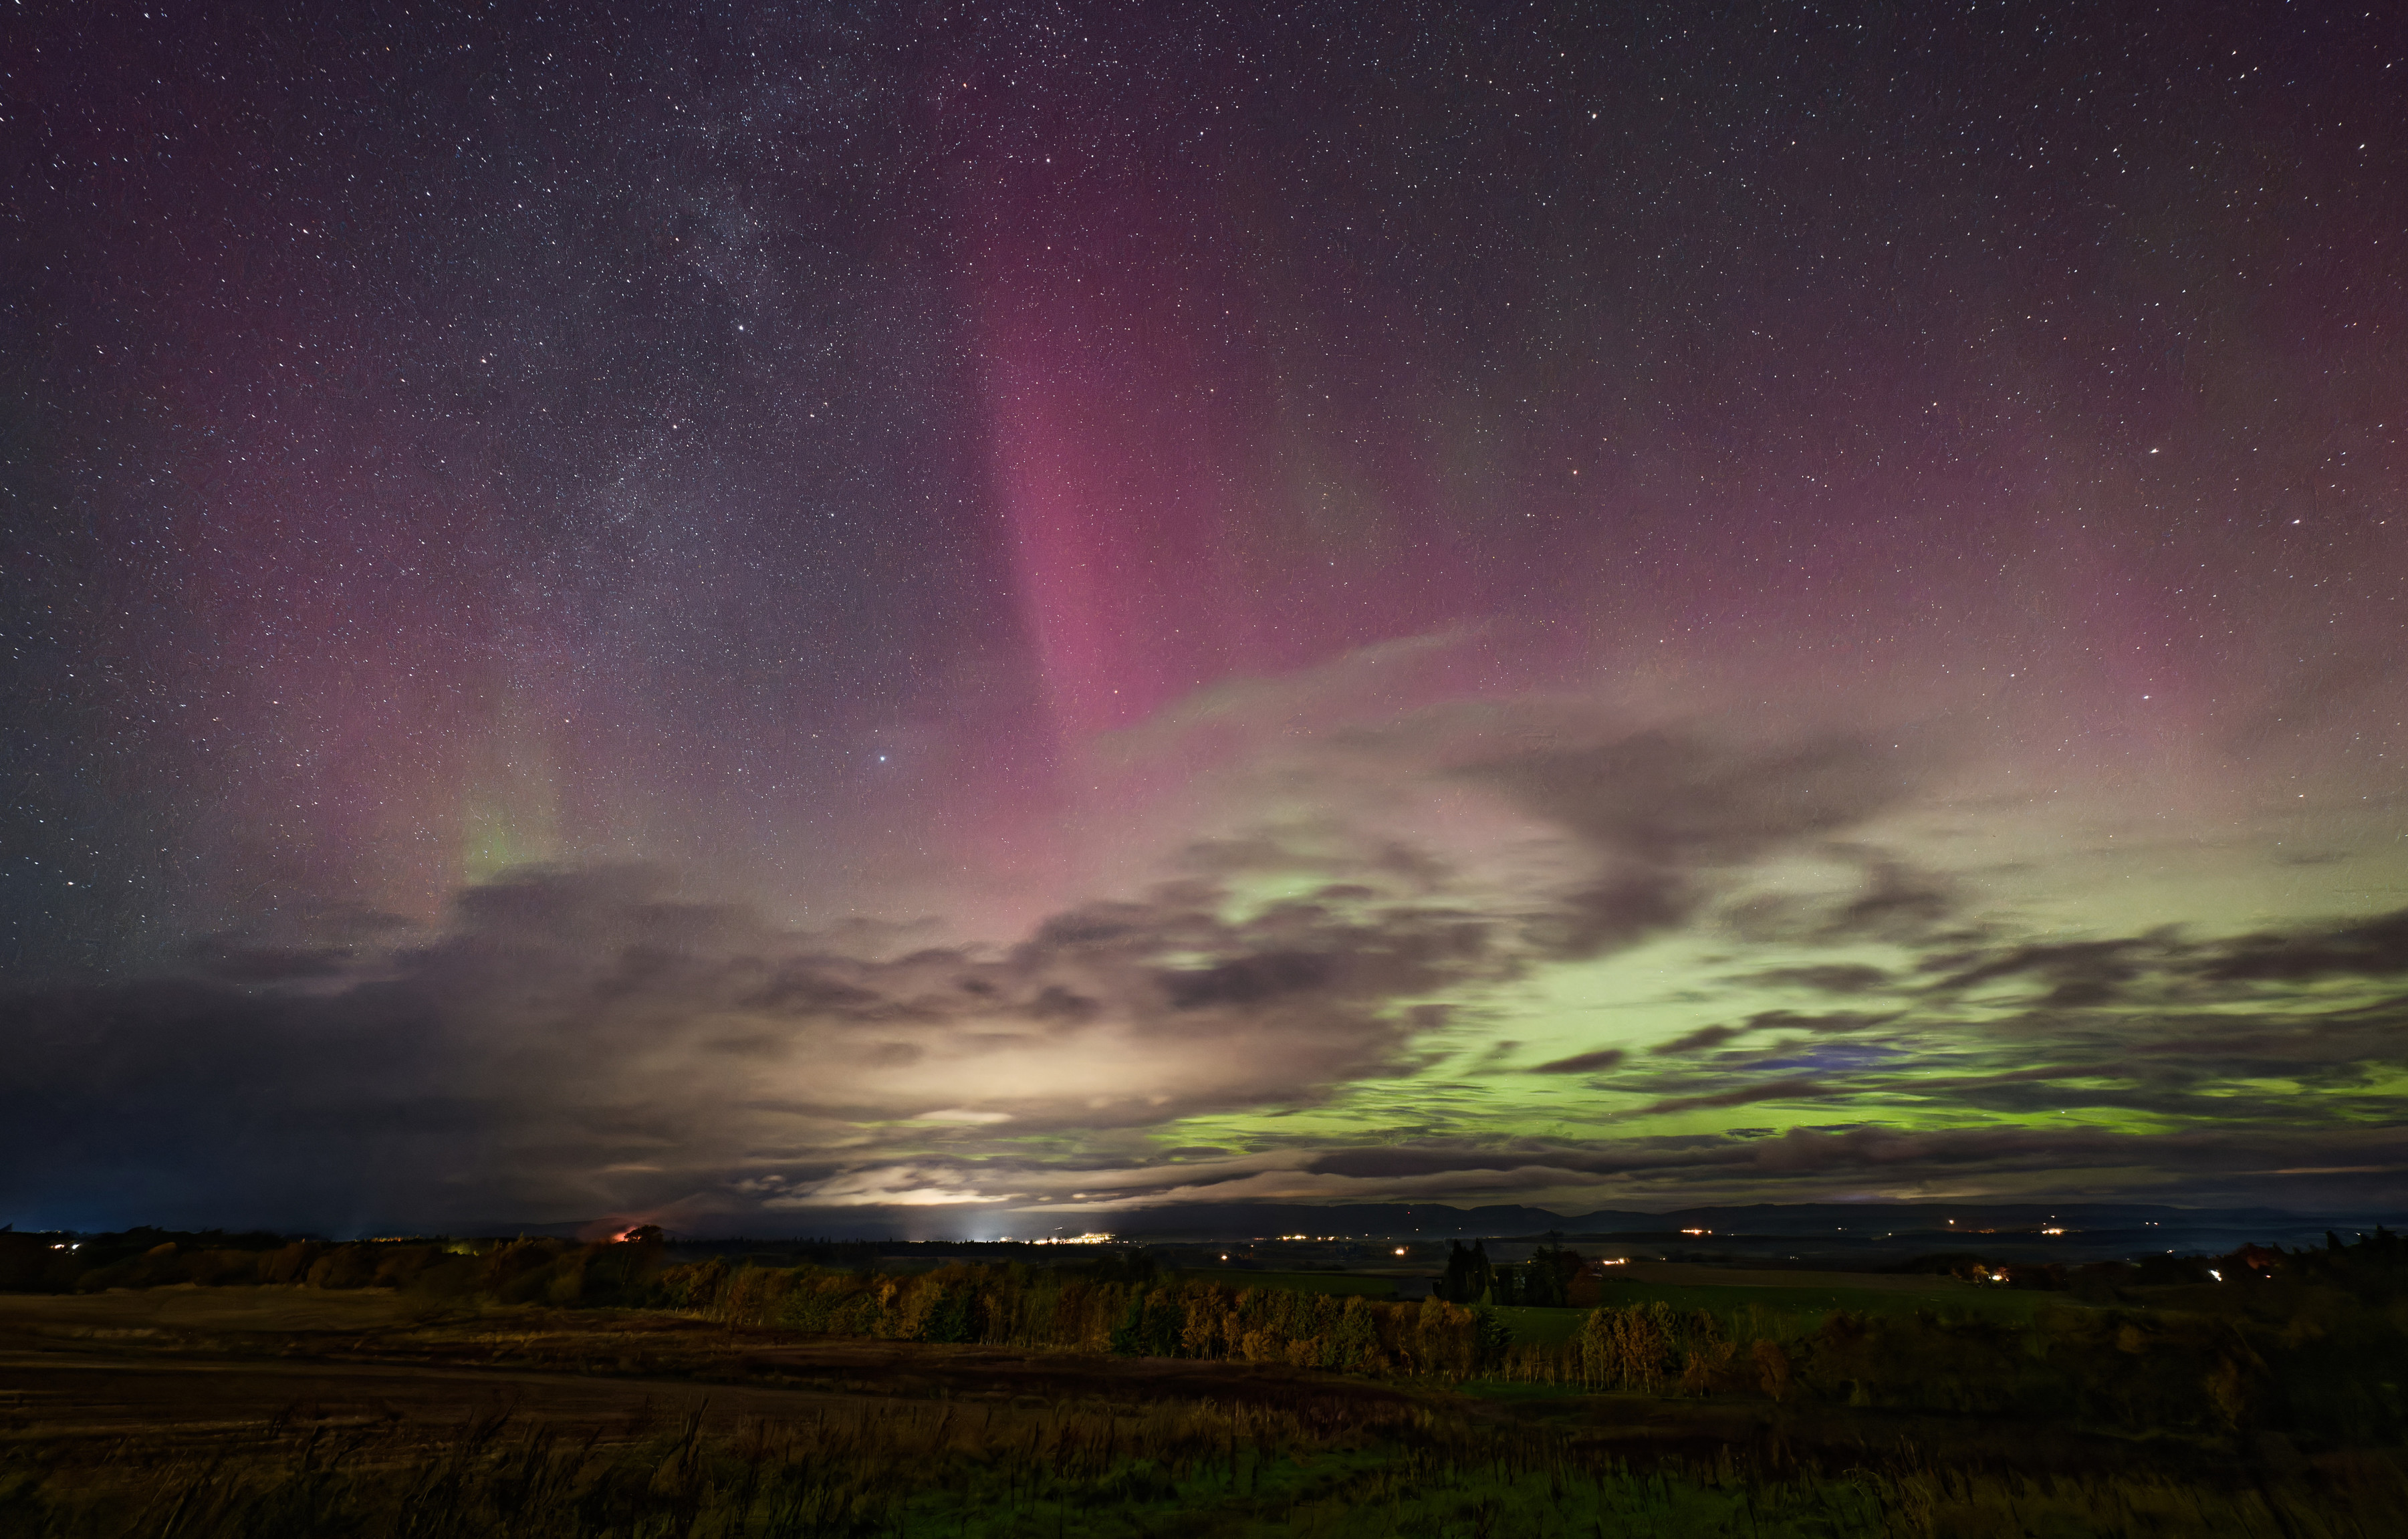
[2041,1227,2066,1236]
[2208,1269,2223,1282]
[1681,1227,1710,1235]
[1394,1247,1407,1256]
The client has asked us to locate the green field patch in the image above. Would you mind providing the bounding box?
[1484,1304,1588,1344]
[1592,1278,2078,1331]
[11,1395,2385,1539]
[1451,1375,1599,1403]
[1182,1270,1397,1297]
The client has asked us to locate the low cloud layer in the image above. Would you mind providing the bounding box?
[7,718,2406,1233]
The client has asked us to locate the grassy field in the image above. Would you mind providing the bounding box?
[23,1388,2389,1539]
[1168,1260,2062,1330]
[1400,1263,2075,1350]
[1588,1276,2082,1326]
[0,1284,423,1332]
[3,1286,2400,1538]
[1181,1268,1399,1296]
[1485,1304,1586,1344]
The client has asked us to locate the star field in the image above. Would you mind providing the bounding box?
[4,1,2406,1233]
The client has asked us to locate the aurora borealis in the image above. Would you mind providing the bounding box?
[5,2,2406,1235]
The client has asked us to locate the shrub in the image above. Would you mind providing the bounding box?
[258,1242,324,1284]
[184,1249,263,1286]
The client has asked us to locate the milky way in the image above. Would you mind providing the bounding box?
[6,2,2406,1233]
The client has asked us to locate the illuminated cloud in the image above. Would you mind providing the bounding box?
[8,711,2408,1231]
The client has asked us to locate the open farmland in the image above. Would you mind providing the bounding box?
[2,1277,2404,1538]
[1181,1269,1401,1297]
[1584,1264,2091,1329]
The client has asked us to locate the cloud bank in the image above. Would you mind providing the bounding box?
[7,716,2405,1233]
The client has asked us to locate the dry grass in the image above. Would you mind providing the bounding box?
[4,1286,2402,1538]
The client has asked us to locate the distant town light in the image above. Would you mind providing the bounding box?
[1681,1227,1710,1236]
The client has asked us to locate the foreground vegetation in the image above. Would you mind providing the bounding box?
[3,1226,2402,1535]
[10,1387,2405,1539]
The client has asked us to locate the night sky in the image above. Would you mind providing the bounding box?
[7,1,2407,1235]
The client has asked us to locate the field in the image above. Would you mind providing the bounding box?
[1584,1264,2087,1327]
[1418,1262,2087,1353]
[3,1284,2403,1537]
[1184,1269,1401,1297]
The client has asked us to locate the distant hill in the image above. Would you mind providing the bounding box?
[1094,1199,2317,1240]
[346,1201,2397,1262]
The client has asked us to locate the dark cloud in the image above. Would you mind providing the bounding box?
[1025,985,1100,1022]
[1820,861,1955,940]
[1443,729,1932,962]
[1724,858,1959,947]
[1526,874,1690,961]
[1745,1009,1891,1034]
[1750,963,1893,994]
[1927,939,2157,1007]
[1464,731,1912,865]
[1741,1122,2408,1193]
[1206,1121,2408,1209]
[1651,1024,1745,1056]
[2199,908,2408,982]
[1162,951,1332,1010]
[1642,1010,1888,1061]
[15,731,2408,1231]
[1529,1047,1627,1074]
